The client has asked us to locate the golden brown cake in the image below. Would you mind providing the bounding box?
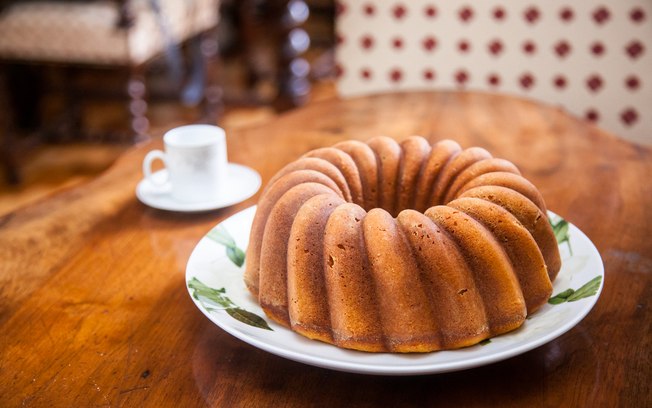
[244,136,561,353]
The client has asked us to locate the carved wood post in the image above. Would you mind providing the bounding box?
[0,65,19,184]
[275,0,311,110]
[198,29,224,124]
[127,68,149,142]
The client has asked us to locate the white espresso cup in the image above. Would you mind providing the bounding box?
[142,125,228,203]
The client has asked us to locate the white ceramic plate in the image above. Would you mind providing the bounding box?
[136,164,261,212]
[186,206,604,375]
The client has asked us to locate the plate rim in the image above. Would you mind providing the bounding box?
[186,206,604,375]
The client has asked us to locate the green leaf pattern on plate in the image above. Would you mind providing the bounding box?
[226,307,272,330]
[188,277,272,331]
[548,276,602,305]
[547,214,601,306]
[549,215,572,255]
[190,225,272,330]
[207,225,245,267]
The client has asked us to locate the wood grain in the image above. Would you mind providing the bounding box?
[1,91,650,407]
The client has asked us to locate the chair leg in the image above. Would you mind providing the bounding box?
[0,65,22,185]
[197,30,224,124]
[58,66,83,143]
[127,67,149,143]
[181,35,206,108]
[0,133,20,185]
[274,0,311,110]
[237,0,270,93]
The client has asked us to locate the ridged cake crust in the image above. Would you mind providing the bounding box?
[245,136,561,353]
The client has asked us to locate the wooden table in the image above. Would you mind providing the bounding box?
[2,92,650,406]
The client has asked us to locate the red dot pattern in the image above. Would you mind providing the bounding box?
[519,73,535,90]
[522,40,536,55]
[593,6,610,25]
[336,1,652,140]
[363,3,375,16]
[523,6,541,24]
[458,6,473,23]
[586,109,600,122]
[392,4,407,19]
[586,74,604,93]
[621,108,639,125]
[488,39,504,56]
[493,7,506,21]
[424,5,437,19]
[487,73,501,87]
[422,36,437,52]
[554,75,568,89]
[360,35,374,50]
[554,40,572,58]
[591,42,605,57]
[630,7,645,23]
[334,63,344,78]
[455,69,470,87]
[390,68,403,83]
[625,40,645,59]
[559,7,574,22]
[625,75,641,91]
[458,39,470,53]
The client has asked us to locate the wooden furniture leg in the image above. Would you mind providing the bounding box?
[198,30,224,124]
[0,64,43,185]
[0,90,20,184]
[274,0,311,110]
[127,67,149,143]
[231,0,312,110]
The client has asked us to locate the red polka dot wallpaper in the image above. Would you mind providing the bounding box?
[336,1,652,144]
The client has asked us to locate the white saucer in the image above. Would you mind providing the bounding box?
[136,163,261,212]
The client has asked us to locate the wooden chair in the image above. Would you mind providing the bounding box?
[0,0,222,183]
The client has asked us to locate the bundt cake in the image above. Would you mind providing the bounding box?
[244,136,561,353]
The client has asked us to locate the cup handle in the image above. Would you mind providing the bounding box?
[143,150,169,187]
